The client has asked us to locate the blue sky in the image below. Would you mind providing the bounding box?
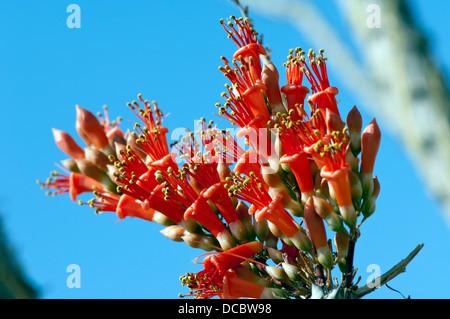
[0,0,449,299]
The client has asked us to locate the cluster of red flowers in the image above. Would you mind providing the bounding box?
[39,16,381,299]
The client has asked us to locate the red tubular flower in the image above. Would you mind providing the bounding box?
[219,56,270,126]
[236,122,275,164]
[302,110,356,228]
[185,195,235,250]
[127,95,171,163]
[301,49,340,119]
[234,149,269,191]
[83,190,121,215]
[227,173,311,252]
[303,198,332,268]
[275,111,317,200]
[222,273,284,299]
[209,241,263,274]
[116,193,157,222]
[255,195,311,252]
[38,171,104,202]
[281,48,310,120]
[321,163,356,228]
[201,180,248,243]
[220,16,266,79]
[180,241,264,298]
[97,105,124,139]
[75,105,111,152]
[52,128,85,160]
[280,152,314,198]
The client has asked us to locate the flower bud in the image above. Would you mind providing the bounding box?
[334,232,349,273]
[160,225,185,242]
[266,266,289,282]
[346,106,362,156]
[253,213,269,242]
[76,105,112,153]
[60,158,80,173]
[75,159,116,193]
[325,108,345,133]
[312,196,345,233]
[281,263,302,282]
[235,201,254,236]
[182,233,216,252]
[348,170,362,208]
[84,147,110,171]
[360,118,381,196]
[267,247,284,264]
[262,62,285,114]
[52,128,85,160]
[303,198,332,268]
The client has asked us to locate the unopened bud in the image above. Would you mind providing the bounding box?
[75,159,116,193]
[267,247,284,264]
[262,62,285,113]
[76,105,112,154]
[304,198,332,268]
[334,232,349,273]
[182,233,216,252]
[281,263,302,281]
[160,225,185,242]
[360,118,381,179]
[325,109,345,133]
[235,201,253,235]
[60,158,80,173]
[266,266,289,282]
[253,214,269,242]
[85,147,110,171]
[348,170,362,208]
[346,106,362,156]
[312,196,345,233]
[52,128,85,160]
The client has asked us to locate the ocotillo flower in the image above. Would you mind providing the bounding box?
[180,241,264,298]
[274,110,315,202]
[302,49,340,119]
[304,111,357,229]
[222,273,286,299]
[280,47,310,120]
[37,171,104,202]
[96,105,124,140]
[220,16,266,78]
[226,172,311,252]
[126,96,171,164]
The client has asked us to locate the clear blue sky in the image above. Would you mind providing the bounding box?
[0,0,449,299]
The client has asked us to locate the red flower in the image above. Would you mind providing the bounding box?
[181,241,264,298]
[226,172,311,252]
[38,171,104,202]
[280,48,310,121]
[301,49,340,119]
